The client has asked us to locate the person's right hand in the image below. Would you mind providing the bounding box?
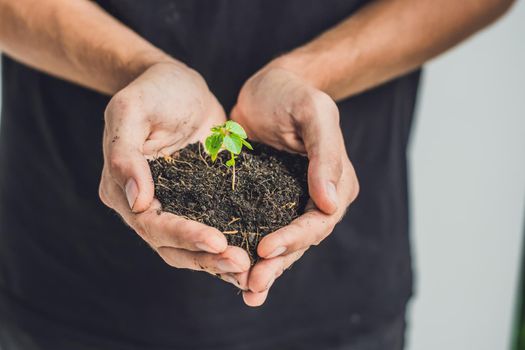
[231,66,360,305]
[98,62,250,286]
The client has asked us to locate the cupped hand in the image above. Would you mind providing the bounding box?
[231,66,359,306]
[99,62,250,283]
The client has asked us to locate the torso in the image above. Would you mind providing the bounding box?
[0,1,419,348]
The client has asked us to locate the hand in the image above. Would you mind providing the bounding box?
[231,66,359,306]
[99,62,250,282]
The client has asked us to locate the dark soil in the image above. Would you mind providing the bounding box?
[148,142,308,262]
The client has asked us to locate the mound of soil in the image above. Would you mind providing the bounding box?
[148,142,308,261]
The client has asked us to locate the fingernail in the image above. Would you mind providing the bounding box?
[266,246,286,259]
[217,259,243,273]
[195,242,219,254]
[221,274,240,287]
[125,179,138,210]
[326,182,338,209]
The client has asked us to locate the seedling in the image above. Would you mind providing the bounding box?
[204,121,253,190]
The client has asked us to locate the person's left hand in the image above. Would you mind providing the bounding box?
[230,65,359,306]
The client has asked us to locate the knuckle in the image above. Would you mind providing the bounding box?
[108,153,126,173]
[105,92,134,118]
[312,90,339,121]
[291,92,316,122]
[292,89,339,126]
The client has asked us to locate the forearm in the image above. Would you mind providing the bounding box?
[272,0,515,100]
[0,0,174,94]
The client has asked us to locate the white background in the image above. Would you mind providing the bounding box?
[406,2,525,349]
[1,3,524,349]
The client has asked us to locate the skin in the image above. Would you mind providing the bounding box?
[99,63,251,276]
[231,0,516,307]
[0,0,515,306]
[0,0,252,279]
[230,68,358,305]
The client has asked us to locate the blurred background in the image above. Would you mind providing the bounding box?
[406,2,525,349]
[0,3,524,349]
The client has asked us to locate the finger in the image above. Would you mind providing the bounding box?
[137,209,228,253]
[300,92,345,215]
[257,158,360,259]
[158,246,251,274]
[101,175,228,253]
[192,95,228,142]
[104,93,153,213]
[242,250,305,307]
[229,105,259,142]
[242,289,269,307]
[220,270,249,290]
[248,249,306,293]
[257,208,335,259]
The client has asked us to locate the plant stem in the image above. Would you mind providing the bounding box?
[232,163,236,191]
[230,151,236,191]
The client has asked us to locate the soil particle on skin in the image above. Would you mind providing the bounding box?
[148,142,309,262]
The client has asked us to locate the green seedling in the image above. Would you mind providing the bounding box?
[204,120,253,190]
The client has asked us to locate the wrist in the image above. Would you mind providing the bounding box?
[267,50,327,91]
[268,43,360,100]
[116,49,176,93]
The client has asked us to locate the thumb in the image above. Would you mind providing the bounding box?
[104,99,154,213]
[229,105,258,142]
[229,105,246,129]
[301,99,344,215]
[229,104,240,121]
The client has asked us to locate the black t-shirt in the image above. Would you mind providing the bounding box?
[0,1,420,349]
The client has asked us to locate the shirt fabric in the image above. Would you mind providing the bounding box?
[0,1,421,349]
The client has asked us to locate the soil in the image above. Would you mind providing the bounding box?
[148,142,309,262]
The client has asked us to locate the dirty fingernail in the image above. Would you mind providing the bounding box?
[217,259,243,273]
[266,246,286,259]
[125,179,138,210]
[221,274,240,287]
[326,182,338,209]
[195,242,219,253]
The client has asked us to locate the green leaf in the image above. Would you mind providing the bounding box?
[226,156,236,167]
[205,133,223,153]
[205,133,223,161]
[223,134,242,154]
[211,125,222,133]
[225,121,247,139]
[241,138,253,150]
